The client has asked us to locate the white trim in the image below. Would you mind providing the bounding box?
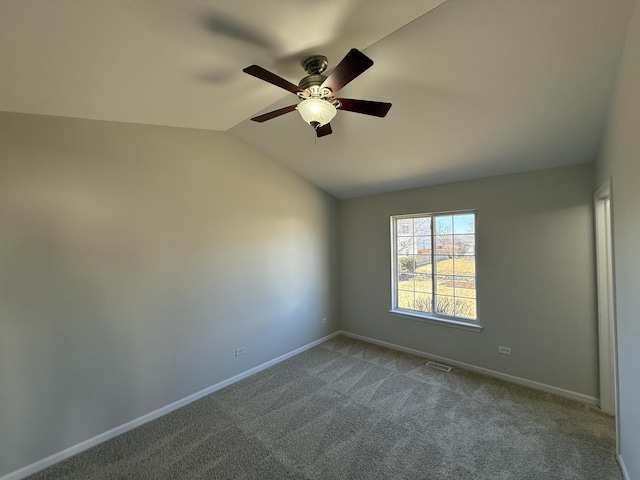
[389,310,483,332]
[0,331,341,480]
[618,454,630,480]
[339,331,599,405]
[594,178,612,199]
[594,178,621,459]
[594,179,617,416]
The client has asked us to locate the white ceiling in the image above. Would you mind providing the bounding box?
[1,0,635,199]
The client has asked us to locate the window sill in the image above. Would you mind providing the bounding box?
[389,309,483,332]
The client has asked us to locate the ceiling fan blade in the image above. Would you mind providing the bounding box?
[320,49,373,95]
[201,13,274,50]
[316,123,333,137]
[243,65,302,94]
[337,98,392,117]
[250,104,298,122]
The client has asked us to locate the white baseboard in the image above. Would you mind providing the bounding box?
[0,331,341,480]
[618,454,630,480]
[339,331,599,405]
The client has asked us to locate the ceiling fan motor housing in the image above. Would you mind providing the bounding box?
[298,74,327,91]
[299,55,330,92]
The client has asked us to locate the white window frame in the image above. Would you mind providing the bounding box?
[390,210,482,332]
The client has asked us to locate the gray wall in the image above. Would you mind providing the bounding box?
[0,112,339,476]
[339,164,598,398]
[595,0,640,476]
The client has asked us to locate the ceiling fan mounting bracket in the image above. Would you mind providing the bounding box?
[301,55,328,75]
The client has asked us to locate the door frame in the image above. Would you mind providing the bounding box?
[593,178,619,449]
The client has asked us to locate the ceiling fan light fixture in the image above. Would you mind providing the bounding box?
[297,98,337,128]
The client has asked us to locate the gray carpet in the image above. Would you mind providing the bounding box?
[28,335,621,479]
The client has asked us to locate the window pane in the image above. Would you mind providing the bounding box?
[398,290,414,310]
[398,255,416,273]
[453,256,475,276]
[453,213,475,234]
[414,235,432,253]
[455,298,477,320]
[434,256,453,275]
[398,272,415,292]
[434,235,454,258]
[397,237,414,255]
[415,261,432,274]
[454,275,476,298]
[414,216,431,235]
[414,273,432,293]
[435,295,456,316]
[397,218,413,237]
[415,292,432,313]
[453,234,475,255]
[435,275,454,295]
[435,215,453,234]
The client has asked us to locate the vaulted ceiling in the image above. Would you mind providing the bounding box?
[1,0,635,198]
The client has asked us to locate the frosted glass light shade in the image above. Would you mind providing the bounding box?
[297,99,337,127]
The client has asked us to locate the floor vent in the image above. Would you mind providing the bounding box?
[426,361,452,372]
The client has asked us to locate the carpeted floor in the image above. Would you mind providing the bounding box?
[28,335,621,479]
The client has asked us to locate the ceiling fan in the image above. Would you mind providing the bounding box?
[243,49,392,138]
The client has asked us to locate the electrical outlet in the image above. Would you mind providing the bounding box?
[321,318,327,324]
[235,347,246,357]
[498,346,512,355]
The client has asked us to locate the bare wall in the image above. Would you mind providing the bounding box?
[595,0,640,476]
[339,164,598,398]
[0,112,339,476]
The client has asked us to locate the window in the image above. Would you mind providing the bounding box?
[391,211,478,326]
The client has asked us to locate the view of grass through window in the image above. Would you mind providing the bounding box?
[392,212,477,321]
